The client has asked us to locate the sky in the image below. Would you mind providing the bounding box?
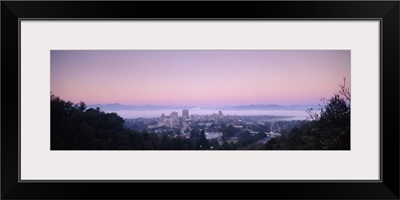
[51,50,350,106]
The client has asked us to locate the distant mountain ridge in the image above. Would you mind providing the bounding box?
[88,103,194,111]
[88,103,320,112]
[220,104,319,111]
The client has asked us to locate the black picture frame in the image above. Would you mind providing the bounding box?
[1,1,399,199]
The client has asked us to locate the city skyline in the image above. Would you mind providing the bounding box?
[51,50,350,106]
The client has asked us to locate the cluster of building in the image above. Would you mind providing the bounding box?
[136,109,286,146]
[158,111,180,127]
[156,109,224,129]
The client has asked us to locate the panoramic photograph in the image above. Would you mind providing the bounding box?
[51,50,350,150]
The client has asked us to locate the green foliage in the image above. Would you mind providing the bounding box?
[315,94,350,150]
[198,129,210,150]
[222,125,236,139]
[52,94,215,150]
[190,129,200,139]
[51,94,125,150]
[264,80,351,150]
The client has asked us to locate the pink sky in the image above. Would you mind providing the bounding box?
[51,50,350,106]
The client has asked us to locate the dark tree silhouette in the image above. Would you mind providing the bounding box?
[198,129,210,150]
[265,78,351,150]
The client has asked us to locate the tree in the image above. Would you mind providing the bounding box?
[51,94,127,150]
[76,101,87,111]
[265,78,351,150]
[316,95,350,150]
[222,125,235,139]
[315,78,350,149]
[190,129,200,139]
[339,77,351,104]
[198,129,209,150]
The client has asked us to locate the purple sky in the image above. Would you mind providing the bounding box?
[51,50,350,106]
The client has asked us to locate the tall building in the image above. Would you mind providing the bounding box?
[170,111,179,127]
[182,109,189,119]
[158,113,169,127]
[218,111,224,117]
[170,111,178,118]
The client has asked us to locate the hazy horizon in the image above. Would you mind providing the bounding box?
[85,103,321,120]
[89,107,316,120]
[86,102,319,107]
[51,50,350,106]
